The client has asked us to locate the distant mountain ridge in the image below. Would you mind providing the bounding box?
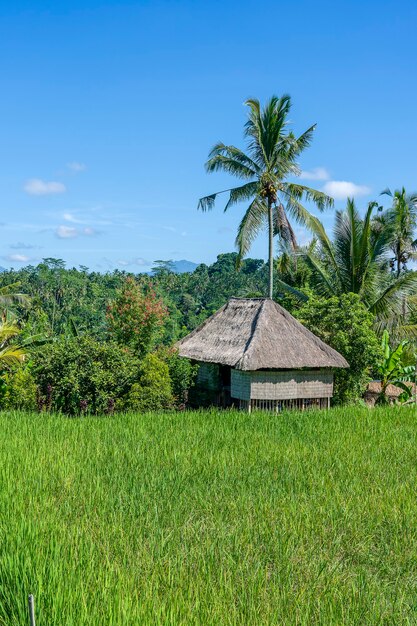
[172,259,198,273]
[148,259,199,275]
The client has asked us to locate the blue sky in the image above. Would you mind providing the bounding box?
[1,0,416,271]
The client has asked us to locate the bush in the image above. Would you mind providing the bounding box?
[297,293,382,404]
[34,336,140,415]
[124,353,173,412]
[1,367,37,411]
[157,347,198,407]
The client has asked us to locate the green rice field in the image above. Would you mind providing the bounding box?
[1,406,417,625]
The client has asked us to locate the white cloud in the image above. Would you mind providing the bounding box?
[62,211,113,227]
[10,241,41,250]
[63,212,87,224]
[300,167,330,181]
[67,161,86,172]
[55,225,97,239]
[56,225,78,238]
[24,178,66,196]
[117,257,149,267]
[322,180,371,200]
[5,254,31,263]
[163,225,187,236]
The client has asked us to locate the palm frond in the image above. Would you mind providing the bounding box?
[304,214,340,279]
[0,283,31,308]
[244,95,291,167]
[284,125,316,163]
[281,182,334,211]
[380,188,393,197]
[0,322,21,344]
[273,203,297,248]
[223,181,258,212]
[303,252,336,298]
[198,193,219,212]
[206,143,259,179]
[198,182,258,213]
[0,346,25,367]
[369,271,417,319]
[357,202,382,296]
[280,194,318,231]
[274,277,309,302]
[235,197,267,266]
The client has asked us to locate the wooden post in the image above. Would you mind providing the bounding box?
[28,595,36,626]
[415,360,417,408]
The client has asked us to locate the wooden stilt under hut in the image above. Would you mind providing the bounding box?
[177,298,348,411]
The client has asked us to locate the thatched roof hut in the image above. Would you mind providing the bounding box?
[365,381,416,406]
[178,298,348,411]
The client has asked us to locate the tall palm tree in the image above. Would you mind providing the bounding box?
[378,187,417,278]
[198,95,333,298]
[298,199,417,330]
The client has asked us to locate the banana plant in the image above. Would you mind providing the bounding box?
[376,330,415,404]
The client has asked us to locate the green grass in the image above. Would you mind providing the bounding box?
[1,406,417,625]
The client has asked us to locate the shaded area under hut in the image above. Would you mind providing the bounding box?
[178,298,348,411]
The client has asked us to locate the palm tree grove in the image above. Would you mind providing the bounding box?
[2,1,417,622]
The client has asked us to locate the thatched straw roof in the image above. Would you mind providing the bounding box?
[366,381,416,398]
[177,298,348,371]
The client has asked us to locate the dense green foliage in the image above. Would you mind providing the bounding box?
[294,200,417,330]
[1,406,417,624]
[158,347,199,406]
[297,294,382,404]
[0,254,268,344]
[124,353,173,412]
[0,241,415,408]
[378,187,417,277]
[375,330,415,404]
[34,336,140,414]
[1,367,37,411]
[0,254,272,414]
[0,180,416,409]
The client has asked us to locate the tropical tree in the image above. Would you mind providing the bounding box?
[0,321,26,370]
[377,187,417,278]
[297,293,381,404]
[295,199,417,330]
[0,283,30,319]
[375,330,415,404]
[106,277,167,355]
[198,95,333,298]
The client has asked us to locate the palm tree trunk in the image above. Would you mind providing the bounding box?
[396,243,401,278]
[268,198,273,298]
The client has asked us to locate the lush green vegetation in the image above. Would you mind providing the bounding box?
[0,94,416,409]
[1,406,417,624]
[0,240,415,410]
